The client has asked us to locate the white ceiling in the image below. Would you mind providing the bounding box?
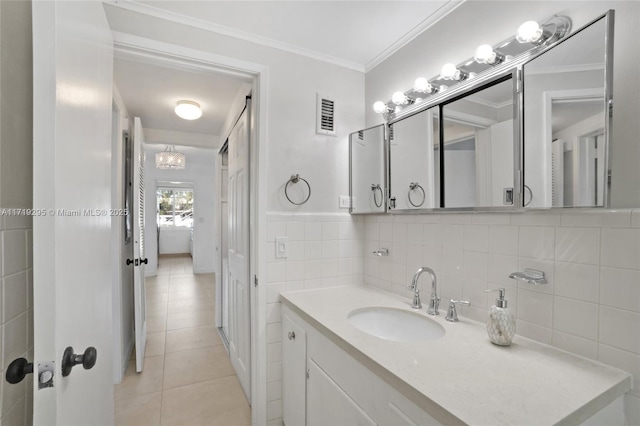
[113,55,247,137]
[108,0,465,146]
[108,0,463,71]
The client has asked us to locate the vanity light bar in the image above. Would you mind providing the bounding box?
[373,14,572,117]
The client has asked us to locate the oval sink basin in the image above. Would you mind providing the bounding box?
[348,307,445,343]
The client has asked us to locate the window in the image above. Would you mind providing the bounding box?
[157,188,193,227]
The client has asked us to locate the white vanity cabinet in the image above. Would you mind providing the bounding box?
[282,305,441,426]
[282,312,307,426]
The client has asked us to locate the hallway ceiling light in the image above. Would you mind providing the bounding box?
[174,100,202,120]
[156,146,186,170]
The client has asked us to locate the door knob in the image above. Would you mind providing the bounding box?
[61,346,97,377]
[126,259,134,266]
[5,358,33,384]
[139,258,148,265]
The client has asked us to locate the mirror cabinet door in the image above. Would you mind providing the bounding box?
[389,107,440,210]
[350,125,386,213]
[523,14,610,208]
[441,75,516,208]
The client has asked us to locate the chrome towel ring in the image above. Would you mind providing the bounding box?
[285,174,311,205]
[371,184,383,208]
[408,182,425,207]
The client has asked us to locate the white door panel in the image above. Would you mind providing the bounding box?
[133,117,147,372]
[32,1,114,423]
[228,105,251,400]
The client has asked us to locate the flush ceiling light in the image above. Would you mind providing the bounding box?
[174,100,202,120]
[156,146,186,170]
[440,63,467,81]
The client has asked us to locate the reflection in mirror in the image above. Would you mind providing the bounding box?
[441,76,515,208]
[524,15,608,207]
[350,125,386,213]
[389,107,439,210]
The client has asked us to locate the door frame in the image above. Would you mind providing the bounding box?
[111,31,268,422]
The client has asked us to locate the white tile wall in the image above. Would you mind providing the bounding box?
[362,209,640,422]
[266,212,363,424]
[270,209,640,424]
[0,214,33,426]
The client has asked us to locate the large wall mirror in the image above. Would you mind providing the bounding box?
[441,73,516,208]
[349,11,614,214]
[388,106,439,210]
[349,125,386,213]
[523,12,613,208]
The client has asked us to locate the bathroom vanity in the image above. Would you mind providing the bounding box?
[281,286,631,425]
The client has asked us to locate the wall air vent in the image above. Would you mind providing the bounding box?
[358,130,363,140]
[316,93,336,136]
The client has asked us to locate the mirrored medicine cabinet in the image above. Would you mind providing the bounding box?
[349,10,614,214]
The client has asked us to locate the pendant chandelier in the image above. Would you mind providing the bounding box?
[156,146,186,170]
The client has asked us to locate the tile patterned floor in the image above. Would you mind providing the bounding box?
[114,254,251,426]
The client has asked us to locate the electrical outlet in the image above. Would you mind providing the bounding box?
[339,196,352,209]
[275,237,288,259]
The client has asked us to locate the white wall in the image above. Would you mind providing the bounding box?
[363,209,640,424]
[104,5,366,214]
[159,227,191,254]
[144,145,216,275]
[365,1,640,208]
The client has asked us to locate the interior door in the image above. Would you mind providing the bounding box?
[133,117,147,372]
[32,1,115,423]
[228,105,251,400]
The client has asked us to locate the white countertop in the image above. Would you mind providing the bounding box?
[280,285,631,426]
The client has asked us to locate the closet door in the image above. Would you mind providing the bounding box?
[228,104,251,400]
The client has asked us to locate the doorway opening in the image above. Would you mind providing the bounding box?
[109,33,266,423]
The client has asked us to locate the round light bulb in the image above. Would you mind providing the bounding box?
[413,77,429,92]
[373,101,388,114]
[440,63,459,80]
[392,91,407,105]
[175,100,202,120]
[474,44,497,64]
[516,21,543,43]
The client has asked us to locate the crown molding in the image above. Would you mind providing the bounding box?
[104,0,365,72]
[105,0,464,74]
[364,0,466,73]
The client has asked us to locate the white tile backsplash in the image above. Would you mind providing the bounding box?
[518,226,555,260]
[600,267,640,312]
[601,228,640,270]
[552,296,599,340]
[555,228,600,265]
[268,210,640,422]
[0,216,32,424]
[599,306,640,354]
[555,262,600,303]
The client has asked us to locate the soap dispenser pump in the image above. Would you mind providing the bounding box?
[486,288,515,346]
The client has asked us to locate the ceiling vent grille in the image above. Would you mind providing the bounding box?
[316,93,336,136]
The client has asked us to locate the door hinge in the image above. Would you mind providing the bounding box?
[306,369,310,379]
[516,68,523,93]
[254,275,258,287]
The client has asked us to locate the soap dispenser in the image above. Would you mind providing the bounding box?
[486,288,515,346]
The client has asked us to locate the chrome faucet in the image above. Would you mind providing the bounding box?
[408,267,439,315]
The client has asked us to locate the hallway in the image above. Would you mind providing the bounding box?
[114,254,251,425]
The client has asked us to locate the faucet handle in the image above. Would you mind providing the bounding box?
[445,299,470,322]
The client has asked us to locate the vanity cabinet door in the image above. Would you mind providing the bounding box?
[307,358,377,426]
[282,313,307,426]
